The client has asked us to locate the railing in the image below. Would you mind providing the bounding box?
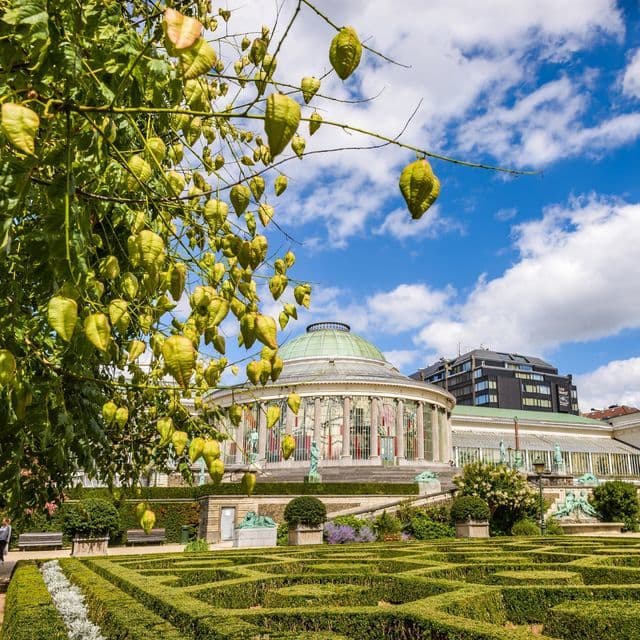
[453,446,640,478]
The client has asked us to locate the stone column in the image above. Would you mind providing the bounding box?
[313,397,322,456]
[396,399,405,461]
[439,410,450,463]
[285,403,295,436]
[370,397,380,461]
[341,396,352,460]
[235,410,245,464]
[431,405,440,462]
[257,402,267,463]
[416,402,425,461]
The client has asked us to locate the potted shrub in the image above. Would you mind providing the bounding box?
[451,495,490,538]
[284,496,326,545]
[63,498,121,556]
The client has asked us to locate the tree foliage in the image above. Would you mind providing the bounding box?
[591,480,640,530]
[454,462,537,533]
[0,0,523,516]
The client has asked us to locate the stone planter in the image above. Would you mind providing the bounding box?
[288,524,324,546]
[71,535,109,556]
[234,527,277,548]
[455,521,490,539]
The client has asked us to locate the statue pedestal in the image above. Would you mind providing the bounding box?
[417,479,441,496]
[233,527,277,548]
[305,472,322,483]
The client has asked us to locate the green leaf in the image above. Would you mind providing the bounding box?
[1,104,39,155]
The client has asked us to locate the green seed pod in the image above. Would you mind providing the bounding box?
[249,38,268,65]
[291,134,305,159]
[282,434,295,460]
[274,175,288,196]
[301,76,321,103]
[264,93,301,158]
[309,111,322,136]
[203,199,229,231]
[258,203,274,227]
[329,26,362,80]
[268,274,288,300]
[126,155,152,191]
[146,137,166,163]
[398,158,441,220]
[249,176,265,200]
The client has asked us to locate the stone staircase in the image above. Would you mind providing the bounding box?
[257,464,460,489]
[327,489,456,520]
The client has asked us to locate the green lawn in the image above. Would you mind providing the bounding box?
[6,538,640,639]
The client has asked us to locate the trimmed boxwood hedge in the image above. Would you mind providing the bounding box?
[0,562,67,640]
[546,599,640,639]
[66,481,420,500]
[5,537,639,640]
[58,558,185,640]
[117,500,199,543]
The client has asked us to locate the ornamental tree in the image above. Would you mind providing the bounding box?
[0,0,525,516]
[453,462,537,533]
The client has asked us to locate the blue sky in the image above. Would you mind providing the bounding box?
[208,1,640,411]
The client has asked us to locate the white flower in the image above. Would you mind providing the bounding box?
[40,561,106,640]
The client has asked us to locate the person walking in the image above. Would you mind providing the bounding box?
[0,518,12,562]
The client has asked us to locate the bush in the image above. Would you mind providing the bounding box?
[62,498,120,538]
[372,511,402,539]
[1,563,67,640]
[454,462,537,534]
[283,496,326,527]
[591,481,640,530]
[324,522,376,544]
[184,538,209,553]
[331,514,367,532]
[511,518,540,536]
[451,496,490,523]
[543,518,565,535]
[406,516,455,540]
[396,501,452,527]
[117,500,199,543]
[276,522,288,546]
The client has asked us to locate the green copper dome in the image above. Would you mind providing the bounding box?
[278,322,386,362]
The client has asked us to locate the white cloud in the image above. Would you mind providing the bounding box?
[375,205,464,240]
[383,349,422,371]
[457,77,640,167]
[622,49,640,98]
[414,195,640,356]
[367,283,454,333]
[225,0,626,247]
[495,207,518,221]
[575,357,640,411]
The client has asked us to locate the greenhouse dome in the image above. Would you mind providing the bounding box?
[211,322,456,475]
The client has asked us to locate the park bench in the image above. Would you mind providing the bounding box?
[126,528,166,545]
[17,532,64,550]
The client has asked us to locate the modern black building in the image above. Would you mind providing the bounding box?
[411,349,579,414]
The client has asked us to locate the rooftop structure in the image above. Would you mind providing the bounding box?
[411,349,579,414]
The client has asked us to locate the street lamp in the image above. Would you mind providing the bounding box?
[533,457,545,535]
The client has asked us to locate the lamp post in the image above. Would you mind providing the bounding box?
[533,457,545,535]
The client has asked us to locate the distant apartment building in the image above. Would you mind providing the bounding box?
[411,349,579,414]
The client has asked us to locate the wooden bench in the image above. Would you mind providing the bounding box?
[17,532,64,550]
[126,528,166,545]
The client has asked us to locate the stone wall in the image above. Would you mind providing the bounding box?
[197,494,407,542]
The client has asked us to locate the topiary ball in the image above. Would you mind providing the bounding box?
[283,496,326,528]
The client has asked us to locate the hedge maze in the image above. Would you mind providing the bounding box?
[44,539,640,639]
